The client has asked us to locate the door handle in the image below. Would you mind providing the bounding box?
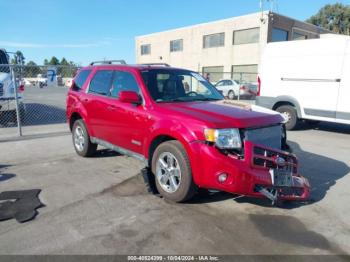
[107,105,117,111]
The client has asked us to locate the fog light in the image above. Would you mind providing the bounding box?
[218,173,228,183]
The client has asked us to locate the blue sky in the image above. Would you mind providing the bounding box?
[1,0,349,65]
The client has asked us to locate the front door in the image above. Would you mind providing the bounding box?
[104,70,150,155]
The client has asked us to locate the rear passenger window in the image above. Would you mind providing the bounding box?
[89,70,114,96]
[72,70,91,91]
[110,71,140,98]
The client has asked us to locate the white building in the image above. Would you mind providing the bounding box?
[136,11,329,83]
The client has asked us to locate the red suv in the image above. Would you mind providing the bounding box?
[66,61,310,203]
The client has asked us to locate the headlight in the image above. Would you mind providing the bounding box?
[204,128,242,149]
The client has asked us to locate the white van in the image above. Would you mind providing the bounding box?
[0,49,25,122]
[256,35,350,130]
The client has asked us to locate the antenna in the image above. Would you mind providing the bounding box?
[259,0,278,23]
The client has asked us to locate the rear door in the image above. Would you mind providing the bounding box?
[84,69,114,139]
[336,40,350,122]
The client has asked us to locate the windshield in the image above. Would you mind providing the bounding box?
[141,69,224,103]
[0,50,10,74]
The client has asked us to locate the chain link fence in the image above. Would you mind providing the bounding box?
[201,71,258,101]
[0,64,79,139]
[1,65,258,139]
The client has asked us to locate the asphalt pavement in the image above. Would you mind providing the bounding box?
[0,122,349,255]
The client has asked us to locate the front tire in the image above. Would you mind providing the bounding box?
[72,119,97,157]
[276,105,299,130]
[151,141,197,202]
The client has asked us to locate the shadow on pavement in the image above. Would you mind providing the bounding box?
[22,103,66,126]
[0,164,15,183]
[92,149,121,158]
[296,122,350,135]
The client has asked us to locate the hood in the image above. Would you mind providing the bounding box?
[0,72,10,82]
[157,100,283,129]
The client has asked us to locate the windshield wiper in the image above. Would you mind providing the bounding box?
[192,97,222,102]
[156,98,188,103]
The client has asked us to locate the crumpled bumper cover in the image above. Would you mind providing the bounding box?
[192,140,311,202]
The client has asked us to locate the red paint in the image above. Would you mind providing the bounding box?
[66,65,310,202]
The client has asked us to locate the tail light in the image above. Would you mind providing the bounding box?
[257,76,261,96]
[18,85,25,93]
[240,85,246,90]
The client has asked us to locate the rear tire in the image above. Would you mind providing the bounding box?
[72,119,97,157]
[276,105,298,130]
[151,141,197,202]
[228,90,235,100]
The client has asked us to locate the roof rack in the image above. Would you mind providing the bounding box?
[90,60,127,66]
[141,63,170,67]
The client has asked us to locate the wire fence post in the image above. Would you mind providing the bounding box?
[11,66,22,136]
[238,72,243,101]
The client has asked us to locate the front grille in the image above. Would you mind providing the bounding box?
[252,144,298,174]
[244,125,282,150]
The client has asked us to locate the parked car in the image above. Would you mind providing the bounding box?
[215,79,254,99]
[66,61,310,204]
[244,82,259,98]
[35,74,47,88]
[256,35,350,130]
[0,49,26,122]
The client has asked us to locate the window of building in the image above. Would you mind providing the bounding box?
[170,39,183,52]
[202,66,224,83]
[271,28,289,42]
[233,28,260,45]
[89,70,114,96]
[293,32,307,40]
[110,71,140,98]
[141,44,151,55]
[203,33,225,48]
[72,70,92,91]
[231,65,258,84]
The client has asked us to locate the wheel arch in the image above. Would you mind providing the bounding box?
[145,130,202,186]
[69,112,83,131]
[68,109,94,137]
[272,96,302,118]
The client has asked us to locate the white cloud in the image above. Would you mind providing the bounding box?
[0,40,111,48]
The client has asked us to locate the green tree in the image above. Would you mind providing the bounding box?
[60,57,72,77]
[10,50,25,65]
[307,3,350,35]
[60,57,69,66]
[44,59,49,65]
[25,61,40,77]
[49,56,60,65]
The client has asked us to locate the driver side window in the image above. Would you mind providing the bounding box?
[110,71,140,98]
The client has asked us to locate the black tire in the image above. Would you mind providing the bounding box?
[151,140,197,202]
[228,90,235,100]
[276,105,299,130]
[72,119,97,157]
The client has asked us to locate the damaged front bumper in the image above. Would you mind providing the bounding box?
[191,140,310,203]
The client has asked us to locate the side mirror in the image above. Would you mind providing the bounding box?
[119,91,142,105]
